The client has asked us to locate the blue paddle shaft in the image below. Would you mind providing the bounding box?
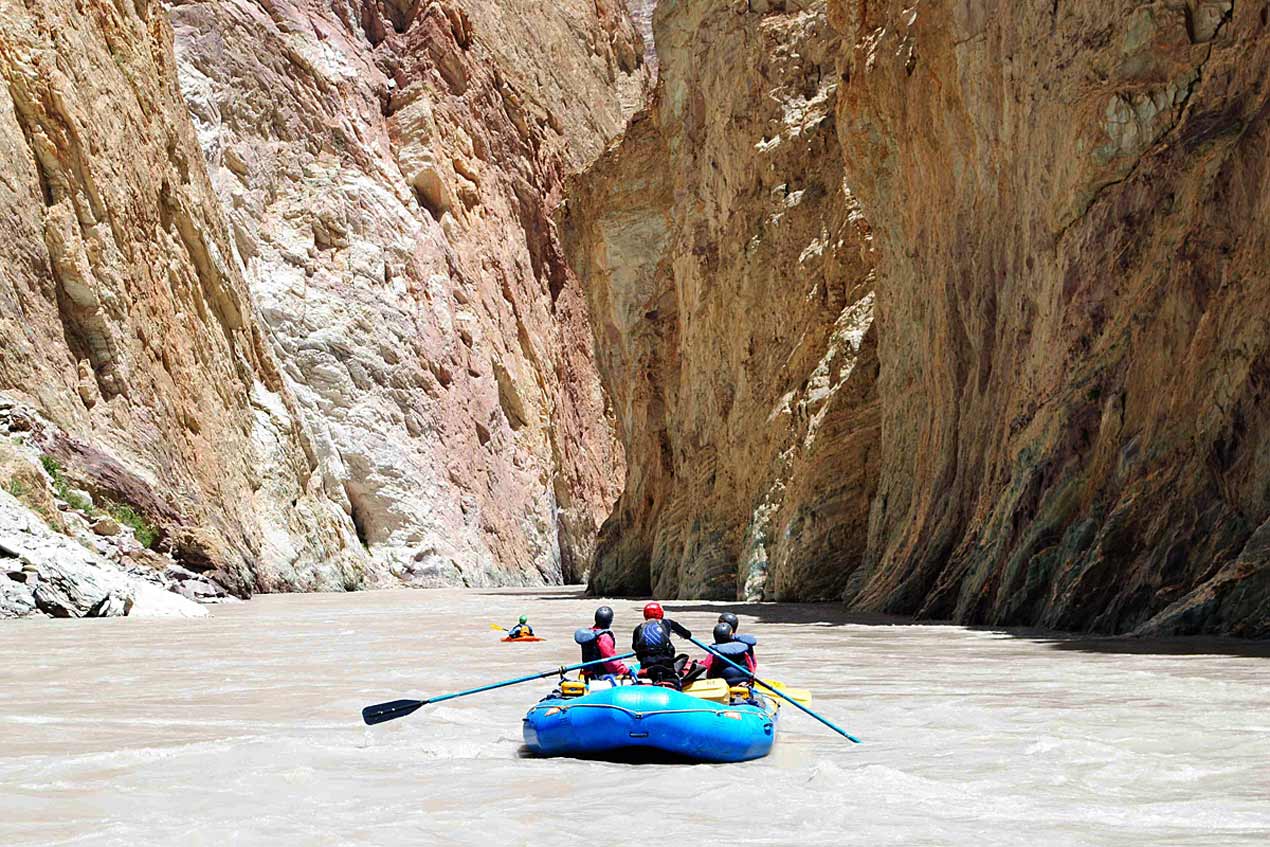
[423,651,638,706]
[688,635,861,744]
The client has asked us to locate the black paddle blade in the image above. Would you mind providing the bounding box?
[362,698,425,726]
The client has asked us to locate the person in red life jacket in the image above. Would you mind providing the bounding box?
[573,606,633,680]
[700,621,756,686]
[631,602,692,688]
[718,611,758,672]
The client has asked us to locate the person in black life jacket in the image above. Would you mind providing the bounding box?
[631,602,692,688]
[573,606,633,680]
[506,615,534,639]
[718,611,758,671]
[701,621,756,686]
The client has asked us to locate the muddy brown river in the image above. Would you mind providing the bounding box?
[2,588,1268,845]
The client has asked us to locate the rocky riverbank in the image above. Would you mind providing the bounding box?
[1,396,225,618]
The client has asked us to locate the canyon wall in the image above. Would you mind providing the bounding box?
[168,0,647,586]
[2,0,648,607]
[564,0,880,600]
[0,0,366,593]
[573,0,1267,635]
[832,0,1269,635]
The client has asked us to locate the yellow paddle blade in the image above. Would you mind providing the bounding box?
[684,678,730,703]
[489,623,507,631]
[762,679,812,704]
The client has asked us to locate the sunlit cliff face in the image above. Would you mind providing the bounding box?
[0,0,649,601]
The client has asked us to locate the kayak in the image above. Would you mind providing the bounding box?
[522,682,778,763]
[501,636,546,643]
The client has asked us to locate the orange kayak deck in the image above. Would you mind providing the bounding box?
[501,636,546,643]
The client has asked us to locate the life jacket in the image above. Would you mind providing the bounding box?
[705,641,752,686]
[573,627,614,665]
[632,619,675,664]
[735,632,757,665]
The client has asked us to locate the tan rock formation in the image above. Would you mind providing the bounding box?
[830,0,1269,635]
[564,0,880,600]
[168,0,646,585]
[0,0,366,593]
[571,0,1267,635]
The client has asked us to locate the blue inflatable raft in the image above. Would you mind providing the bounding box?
[522,683,778,763]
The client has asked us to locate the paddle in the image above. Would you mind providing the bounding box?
[362,651,639,726]
[489,623,508,631]
[687,635,860,743]
[762,680,812,705]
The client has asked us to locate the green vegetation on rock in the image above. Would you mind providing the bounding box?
[39,454,160,549]
[104,501,159,549]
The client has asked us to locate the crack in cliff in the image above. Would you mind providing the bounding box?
[1055,2,1236,244]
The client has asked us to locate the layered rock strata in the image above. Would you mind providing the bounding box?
[832,0,1269,635]
[0,0,366,594]
[565,0,880,600]
[169,0,648,585]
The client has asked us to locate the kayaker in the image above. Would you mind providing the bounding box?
[718,611,758,671]
[631,602,691,688]
[506,615,534,639]
[700,621,756,686]
[574,605,633,679]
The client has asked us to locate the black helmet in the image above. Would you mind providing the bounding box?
[712,622,734,644]
[718,612,739,632]
[594,605,614,628]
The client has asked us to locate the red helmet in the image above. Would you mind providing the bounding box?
[643,602,664,620]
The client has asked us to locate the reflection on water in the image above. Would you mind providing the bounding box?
[1,587,1268,845]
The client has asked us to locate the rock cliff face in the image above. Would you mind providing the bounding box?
[0,0,366,594]
[168,0,647,586]
[1,0,646,605]
[832,0,1269,635]
[564,0,880,600]
[572,0,1267,635]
